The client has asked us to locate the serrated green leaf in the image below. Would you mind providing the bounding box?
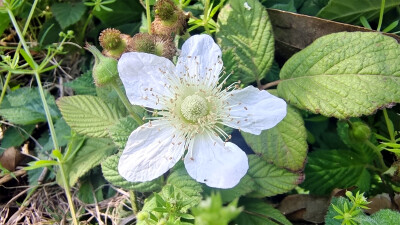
[242,105,307,171]
[51,2,86,29]
[164,165,203,211]
[60,138,116,187]
[57,95,123,138]
[108,117,138,149]
[278,32,400,119]
[317,0,400,24]
[301,149,373,195]
[0,87,60,125]
[235,198,292,225]
[203,174,255,203]
[101,154,163,192]
[64,71,96,96]
[369,209,400,225]
[247,155,300,197]
[0,125,35,149]
[216,0,274,85]
[0,13,10,36]
[41,118,71,153]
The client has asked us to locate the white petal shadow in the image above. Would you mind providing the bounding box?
[118,52,175,110]
[224,86,287,135]
[184,132,248,189]
[118,121,186,182]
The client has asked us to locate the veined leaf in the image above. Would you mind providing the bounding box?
[64,71,96,96]
[242,105,307,171]
[0,125,35,149]
[60,137,116,187]
[0,87,60,125]
[101,154,163,192]
[57,95,123,138]
[317,0,400,24]
[216,0,274,84]
[235,198,292,225]
[278,32,400,119]
[301,149,374,195]
[247,155,300,197]
[108,117,139,149]
[51,2,86,29]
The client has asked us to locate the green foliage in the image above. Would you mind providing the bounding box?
[51,2,87,29]
[203,175,255,203]
[278,32,400,119]
[59,137,117,187]
[191,193,242,225]
[57,95,124,138]
[0,13,10,36]
[92,0,143,26]
[101,154,163,192]
[39,118,71,153]
[64,71,97,96]
[0,87,60,125]
[216,0,274,84]
[246,155,300,197]
[242,105,307,171]
[301,149,374,195]
[235,198,292,225]
[261,0,296,12]
[108,116,139,149]
[317,0,400,24]
[0,124,35,149]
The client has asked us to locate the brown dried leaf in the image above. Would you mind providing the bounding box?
[268,9,400,62]
[0,147,23,171]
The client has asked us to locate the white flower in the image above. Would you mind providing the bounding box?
[117,34,287,189]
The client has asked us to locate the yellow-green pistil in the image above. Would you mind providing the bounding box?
[180,94,209,122]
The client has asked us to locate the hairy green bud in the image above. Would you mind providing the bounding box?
[127,33,176,59]
[349,121,371,142]
[85,44,118,86]
[99,28,129,59]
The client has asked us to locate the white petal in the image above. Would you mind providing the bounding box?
[224,86,287,135]
[176,34,222,87]
[118,52,175,110]
[118,121,186,182]
[184,132,248,189]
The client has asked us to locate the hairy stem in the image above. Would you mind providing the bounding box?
[259,80,281,90]
[110,80,144,125]
[146,0,152,34]
[129,190,138,214]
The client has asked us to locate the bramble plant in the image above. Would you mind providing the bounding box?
[0,0,400,224]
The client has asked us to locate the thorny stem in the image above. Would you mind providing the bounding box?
[383,108,395,142]
[259,80,281,90]
[7,4,79,225]
[146,0,152,34]
[377,0,386,31]
[110,80,144,125]
[129,190,138,215]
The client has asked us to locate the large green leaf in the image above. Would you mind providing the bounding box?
[216,0,274,84]
[278,32,400,119]
[64,71,96,96]
[0,87,60,125]
[60,137,116,187]
[0,13,10,37]
[108,117,139,149]
[317,0,400,24]
[101,154,163,192]
[242,105,307,171]
[0,125,35,149]
[57,95,123,138]
[301,149,374,195]
[247,155,300,197]
[92,1,143,26]
[203,175,255,203]
[235,198,292,225]
[51,2,86,29]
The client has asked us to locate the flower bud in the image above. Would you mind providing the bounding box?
[136,211,150,221]
[99,28,129,59]
[349,121,371,142]
[85,43,118,86]
[127,33,176,60]
[151,0,188,36]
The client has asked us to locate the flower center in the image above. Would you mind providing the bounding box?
[180,94,209,122]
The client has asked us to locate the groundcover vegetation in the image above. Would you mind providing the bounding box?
[0,0,400,224]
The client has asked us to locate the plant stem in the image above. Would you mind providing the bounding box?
[259,80,281,90]
[365,140,388,171]
[0,72,12,106]
[129,190,138,214]
[110,80,144,125]
[146,0,152,34]
[383,108,395,142]
[80,13,94,43]
[203,0,211,34]
[377,0,386,31]
[58,161,79,225]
